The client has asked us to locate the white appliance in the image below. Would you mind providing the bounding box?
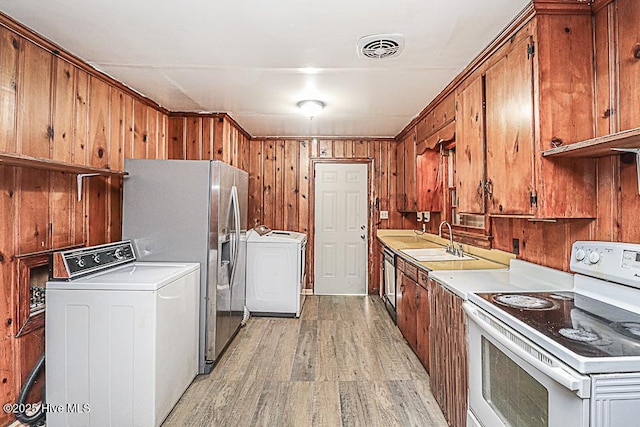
[464,241,640,427]
[382,246,396,321]
[246,228,307,317]
[46,241,200,427]
[122,159,248,374]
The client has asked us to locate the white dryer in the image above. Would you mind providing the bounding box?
[246,229,307,317]
[46,241,200,427]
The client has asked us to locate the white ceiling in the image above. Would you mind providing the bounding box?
[0,0,530,138]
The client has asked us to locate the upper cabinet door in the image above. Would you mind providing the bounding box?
[618,0,640,132]
[485,35,535,216]
[455,75,485,215]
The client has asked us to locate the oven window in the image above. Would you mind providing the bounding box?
[481,337,549,427]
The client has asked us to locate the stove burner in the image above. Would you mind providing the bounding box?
[493,294,558,310]
[611,322,640,340]
[558,327,601,342]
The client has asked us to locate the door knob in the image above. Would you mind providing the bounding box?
[360,225,366,230]
[361,235,366,240]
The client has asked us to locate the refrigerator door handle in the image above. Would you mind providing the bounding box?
[229,186,241,286]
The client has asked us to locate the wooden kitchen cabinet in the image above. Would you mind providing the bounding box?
[415,270,430,372]
[485,33,535,216]
[429,277,467,427]
[395,131,417,212]
[416,92,456,145]
[453,10,596,218]
[455,74,485,215]
[416,146,443,212]
[395,258,431,372]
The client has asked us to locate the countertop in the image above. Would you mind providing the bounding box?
[377,229,513,271]
[429,259,574,300]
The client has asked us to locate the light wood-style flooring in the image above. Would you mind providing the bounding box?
[163,296,448,427]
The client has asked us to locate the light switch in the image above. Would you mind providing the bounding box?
[380,210,389,219]
[417,212,423,221]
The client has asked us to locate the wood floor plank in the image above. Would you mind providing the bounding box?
[312,381,343,427]
[290,320,317,381]
[163,296,448,427]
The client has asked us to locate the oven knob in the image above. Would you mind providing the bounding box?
[92,254,101,263]
[575,249,586,261]
[114,248,125,260]
[588,251,601,264]
[75,257,86,268]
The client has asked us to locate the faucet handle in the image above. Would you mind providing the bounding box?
[457,243,464,257]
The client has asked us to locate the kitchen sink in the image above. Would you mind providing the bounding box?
[400,248,476,262]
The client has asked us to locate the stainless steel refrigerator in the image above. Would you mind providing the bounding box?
[122,159,248,374]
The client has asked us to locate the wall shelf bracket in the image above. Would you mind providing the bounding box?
[77,173,100,201]
[611,148,640,195]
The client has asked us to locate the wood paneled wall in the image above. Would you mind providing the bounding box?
[0,21,168,424]
[489,0,640,269]
[167,114,250,171]
[247,138,409,294]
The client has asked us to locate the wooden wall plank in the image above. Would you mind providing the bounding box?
[51,58,75,163]
[274,140,285,229]
[333,140,345,158]
[109,89,124,171]
[50,172,73,248]
[167,116,185,160]
[202,117,213,160]
[262,140,276,228]
[248,140,263,228]
[159,113,167,159]
[122,92,134,160]
[0,167,17,416]
[620,158,640,242]
[354,139,368,158]
[185,117,201,160]
[213,117,224,161]
[87,76,110,168]
[17,169,50,254]
[18,40,52,159]
[0,28,19,153]
[319,139,332,158]
[284,139,299,231]
[74,69,89,165]
[85,177,107,246]
[132,100,147,159]
[108,177,122,242]
[147,107,158,160]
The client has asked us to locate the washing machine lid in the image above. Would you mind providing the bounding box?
[247,229,307,243]
[47,262,199,291]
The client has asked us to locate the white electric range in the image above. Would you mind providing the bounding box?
[464,241,640,427]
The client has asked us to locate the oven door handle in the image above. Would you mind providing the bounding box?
[464,303,591,398]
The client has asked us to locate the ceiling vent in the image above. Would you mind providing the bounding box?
[357,34,405,60]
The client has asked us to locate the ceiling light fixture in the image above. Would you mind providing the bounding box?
[297,100,325,118]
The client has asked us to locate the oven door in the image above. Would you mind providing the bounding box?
[464,302,590,427]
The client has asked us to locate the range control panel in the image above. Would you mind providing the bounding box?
[52,241,135,280]
[571,241,640,288]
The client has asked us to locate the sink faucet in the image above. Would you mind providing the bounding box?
[438,221,455,255]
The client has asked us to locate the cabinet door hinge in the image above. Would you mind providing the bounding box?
[527,43,535,60]
[530,191,538,208]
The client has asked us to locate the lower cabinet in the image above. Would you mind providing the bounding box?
[396,259,430,373]
[429,277,468,427]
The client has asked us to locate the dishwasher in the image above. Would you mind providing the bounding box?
[383,247,397,322]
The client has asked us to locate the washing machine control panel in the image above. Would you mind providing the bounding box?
[55,241,135,279]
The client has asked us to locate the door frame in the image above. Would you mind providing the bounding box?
[310,158,374,294]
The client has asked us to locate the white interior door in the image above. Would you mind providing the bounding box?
[314,163,368,295]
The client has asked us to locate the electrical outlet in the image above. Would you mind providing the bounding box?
[512,238,520,255]
[417,212,423,221]
[423,211,430,222]
[380,210,389,219]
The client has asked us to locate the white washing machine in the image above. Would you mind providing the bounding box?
[46,241,200,427]
[246,228,307,317]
